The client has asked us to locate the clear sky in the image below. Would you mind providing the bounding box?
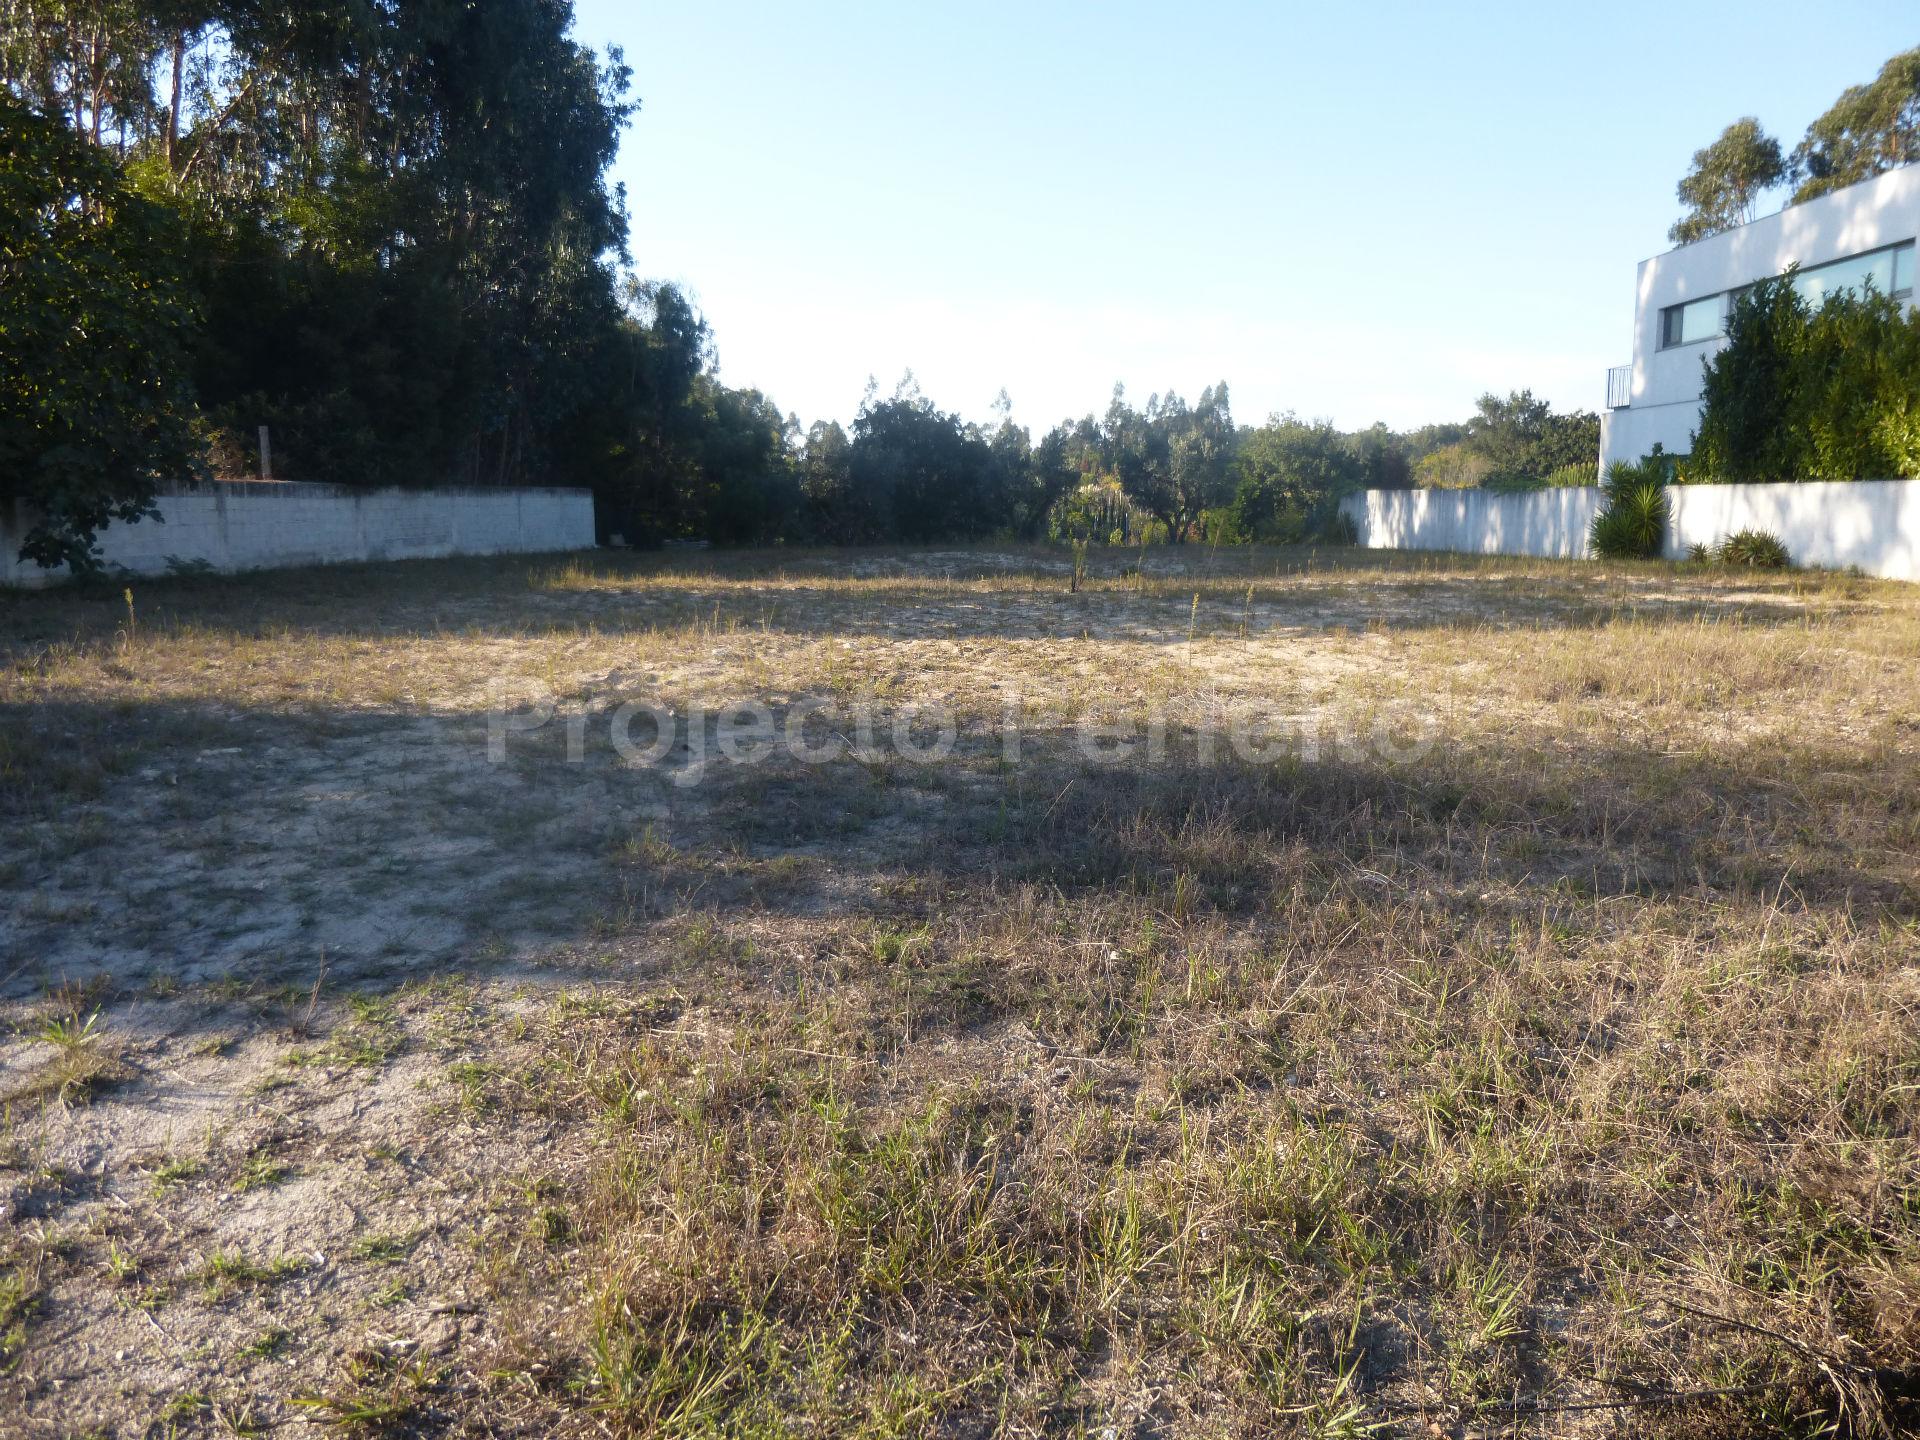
[570,0,1914,436]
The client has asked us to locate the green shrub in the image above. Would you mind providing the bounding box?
[1694,273,1920,481]
[1543,462,1598,488]
[1313,510,1360,546]
[1237,502,1306,544]
[1714,529,1791,568]
[1603,445,1681,492]
[1198,508,1247,545]
[1590,505,1634,558]
[1590,478,1667,559]
[0,100,207,571]
[1483,470,1543,493]
[1229,418,1364,539]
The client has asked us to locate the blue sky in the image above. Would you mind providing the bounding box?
[571,1,1914,434]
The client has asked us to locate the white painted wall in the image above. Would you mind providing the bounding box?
[1341,478,1920,581]
[1600,165,1920,470]
[1662,479,1920,577]
[2,480,596,587]
[1340,487,1607,560]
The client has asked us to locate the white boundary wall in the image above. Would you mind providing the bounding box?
[3,480,596,587]
[1340,487,1607,561]
[1661,479,1920,577]
[1341,479,1920,581]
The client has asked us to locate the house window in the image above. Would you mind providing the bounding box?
[1788,241,1915,305]
[1669,241,1919,351]
[1660,296,1722,348]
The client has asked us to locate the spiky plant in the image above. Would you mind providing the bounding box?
[1715,529,1791,569]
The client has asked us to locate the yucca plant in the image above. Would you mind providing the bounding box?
[1590,505,1636,559]
[1590,481,1667,559]
[1715,529,1791,569]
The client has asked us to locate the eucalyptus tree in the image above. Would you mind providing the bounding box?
[1670,118,1786,243]
[1102,383,1234,542]
[1792,48,1920,202]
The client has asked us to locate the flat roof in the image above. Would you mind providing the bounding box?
[1642,161,1918,267]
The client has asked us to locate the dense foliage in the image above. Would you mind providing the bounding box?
[1,0,663,563]
[1590,460,1668,560]
[1411,391,1599,491]
[0,97,204,569]
[1792,48,1920,202]
[1226,417,1363,543]
[1669,118,1785,244]
[1692,275,1920,482]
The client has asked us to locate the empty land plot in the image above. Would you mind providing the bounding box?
[1,545,1917,1438]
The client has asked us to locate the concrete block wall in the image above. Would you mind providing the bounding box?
[2,480,595,587]
[1341,477,1920,581]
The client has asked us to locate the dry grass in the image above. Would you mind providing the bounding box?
[0,543,1916,1438]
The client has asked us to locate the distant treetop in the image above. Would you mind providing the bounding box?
[1670,47,1920,245]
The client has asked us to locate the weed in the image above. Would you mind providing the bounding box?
[238,1325,290,1360]
[234,1152,289,1193]
[150,1155,202,1194]
[352,1231,418,1267]
[194,1251,306,1298]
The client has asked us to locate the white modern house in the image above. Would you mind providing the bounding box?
[1599,165,1920,472]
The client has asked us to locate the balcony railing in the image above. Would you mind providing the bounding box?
[1606,365,1632,409]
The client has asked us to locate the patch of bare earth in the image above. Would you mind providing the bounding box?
[1,545,1916,1438]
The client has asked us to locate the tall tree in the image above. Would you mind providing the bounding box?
[798,419,853,537]
[846,387,998,544]
[1459,390,1599,483]
[0,97,205,570]
[1102,383,1232,543]
[3,0,637,498]
[1792,48,1920,202]
[1670,118,1785,243]
[1169,382,1234,535]
[1229,415,1362,541]
[1017,422,1090,539]
[1345,423,1412,490]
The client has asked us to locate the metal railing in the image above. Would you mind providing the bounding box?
[1606,365,1632,409]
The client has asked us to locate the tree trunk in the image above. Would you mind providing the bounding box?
[88,31,103,143]
[167,34,185,172]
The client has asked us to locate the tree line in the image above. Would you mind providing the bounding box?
[2,1,1598,570]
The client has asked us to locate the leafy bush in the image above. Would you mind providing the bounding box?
[1314,510,1360,546]
[1694,274,1920,481]
[1714,530,1792,568]
[1413,441,1493,489]
[1198,508,1247,545]
[1,100,206,570]
[1229,418,1363,540]
[1589,462,1668,560]
[1482,470,1543,493]
[1544,462,1599,488]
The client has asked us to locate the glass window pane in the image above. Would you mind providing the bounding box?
[1677,296,1720,344]
[1792,262,1832,304]
[1661,298,1719,347]
[1896,243,1915,295]
[1794,248,1897,305]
